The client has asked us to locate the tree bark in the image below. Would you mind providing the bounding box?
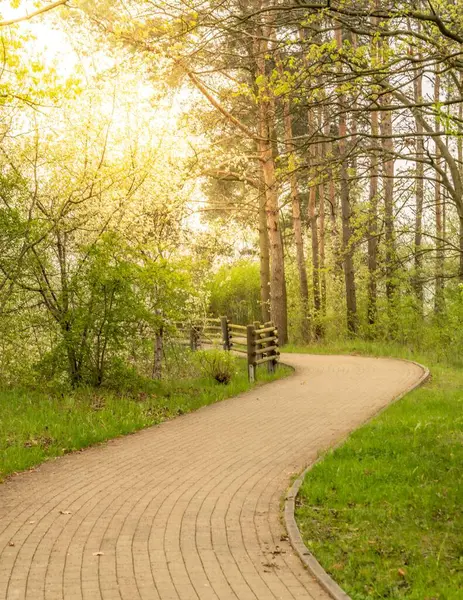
[318,106,327,314]
[290,180,310,340]
[434,72,445,313]
[308,108,322,338]
[413,60,424,311]
[368,107,379,326]
[459,79,463,282]
[277,56,309,340]
[258,122,288,343]
[324,111,343,281]
[367,16,379,327]
[380,94,396,306]
[254,0,288,343]
[336,27,357,335]
[318,176,327,314]
[258,176,271,322]
[460,217,463,282]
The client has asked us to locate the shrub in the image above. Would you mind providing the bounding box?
[193,349,236,384]
[209,260,261,324]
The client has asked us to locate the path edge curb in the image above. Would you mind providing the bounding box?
[283,357,430,600]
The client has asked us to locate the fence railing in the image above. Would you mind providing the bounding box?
[246,321,280,382]
[175,316,280,381]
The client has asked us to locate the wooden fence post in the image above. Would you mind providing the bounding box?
[221,316,231,351]
[259,320,274,374]
[268,325,277,374]
[247,324,256,382]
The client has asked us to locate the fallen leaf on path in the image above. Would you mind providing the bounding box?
[92,552,104,556]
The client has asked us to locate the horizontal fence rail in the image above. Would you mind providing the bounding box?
[246,321,280,382]
[172,316,280,381]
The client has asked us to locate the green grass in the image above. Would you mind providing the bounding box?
[286,341,463,600]
[0,360,291,482]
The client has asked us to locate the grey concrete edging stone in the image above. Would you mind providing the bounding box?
[283,357,430,600]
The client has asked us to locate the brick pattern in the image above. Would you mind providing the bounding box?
[0,354,423,600]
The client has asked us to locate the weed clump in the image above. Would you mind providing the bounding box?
[194,350,236,384]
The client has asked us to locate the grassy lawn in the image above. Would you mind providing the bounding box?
[287,342,463,600]
[0,360,291,482]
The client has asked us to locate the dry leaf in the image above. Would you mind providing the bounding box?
[59,510,72,515]
[8,541,15,547]
[398,568,406,577]
[92,552,104,557]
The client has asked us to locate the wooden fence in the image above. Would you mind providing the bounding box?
[175,316,280,381]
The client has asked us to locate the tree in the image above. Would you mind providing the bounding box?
[0,1,68,27]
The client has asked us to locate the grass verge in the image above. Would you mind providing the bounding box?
[286,341,463,600]
[0,360,291,482]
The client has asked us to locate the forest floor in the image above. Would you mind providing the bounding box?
[0,359,291,482]
[289,342,463,600]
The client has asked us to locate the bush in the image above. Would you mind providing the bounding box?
[209,260,262,324]
[193,349,236,384]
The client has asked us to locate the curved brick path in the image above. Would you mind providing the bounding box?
[0,354,424,600]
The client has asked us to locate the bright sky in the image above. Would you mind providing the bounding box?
[1,2,73,65]
[0,1,213,235]
[0,2,251,242]
[1,1,193,120]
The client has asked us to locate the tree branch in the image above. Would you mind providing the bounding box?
[180,63,257,141]
[0,0,68,27]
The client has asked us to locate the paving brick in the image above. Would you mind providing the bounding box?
[0,355,423,600]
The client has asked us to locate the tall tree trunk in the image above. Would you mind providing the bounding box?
[459,80,463,281]
[413,60,424,311]
[308,108,322,338]
[309,183,322,337]
[336,27,357,335]
[258,177,271,322]
[324,111,343,280]
[318,106,327,314]
[339,157,357,335]
[368,107,379,326]
[318,178,327,314]
[367,18,379,327]
[460,217,463,282]
[255,1,288,343]
[277,56,310,340]
[434,72,445,313]
[290,179,310,340]
[258,129,288,343]
[380,95,396,306]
